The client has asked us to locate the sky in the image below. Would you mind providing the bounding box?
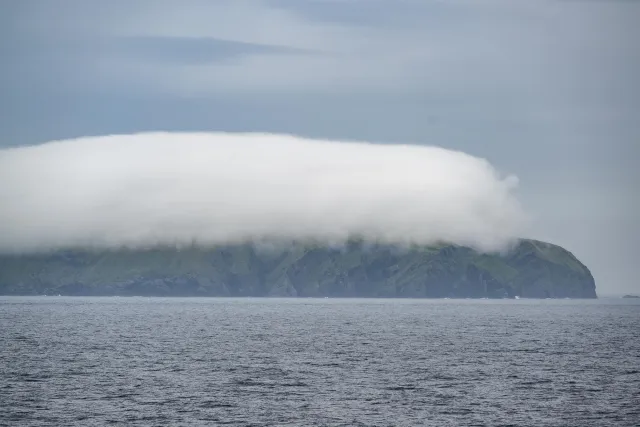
[1,0,638,294]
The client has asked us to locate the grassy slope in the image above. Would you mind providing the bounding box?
[0,239,597,298]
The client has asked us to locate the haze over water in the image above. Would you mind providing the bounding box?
[2,297,639,426]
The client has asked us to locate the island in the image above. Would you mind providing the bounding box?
[0,238,597,298]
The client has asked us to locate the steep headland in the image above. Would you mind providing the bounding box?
[0,238,596,298]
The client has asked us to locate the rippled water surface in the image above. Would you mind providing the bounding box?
[1,297,639,426]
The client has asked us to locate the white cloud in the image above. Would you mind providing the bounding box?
[0,132,526,254]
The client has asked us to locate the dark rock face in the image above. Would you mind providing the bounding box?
[0,239,597,298]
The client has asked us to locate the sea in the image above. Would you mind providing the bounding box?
[1,297,639,426]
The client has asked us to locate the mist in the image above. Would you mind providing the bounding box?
[0,132,527,254]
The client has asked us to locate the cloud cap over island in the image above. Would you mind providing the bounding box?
[0,132,527,254]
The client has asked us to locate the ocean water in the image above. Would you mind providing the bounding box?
[1,297,639,426]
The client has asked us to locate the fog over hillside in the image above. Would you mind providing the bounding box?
[0,132,527,254]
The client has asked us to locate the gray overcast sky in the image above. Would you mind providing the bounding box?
[1,0,638,294]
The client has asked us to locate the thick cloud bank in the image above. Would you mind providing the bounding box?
[0,132,527,254]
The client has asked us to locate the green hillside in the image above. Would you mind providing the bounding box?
[0,239,597,298]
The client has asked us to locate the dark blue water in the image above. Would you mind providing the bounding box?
[1,297,639,426]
